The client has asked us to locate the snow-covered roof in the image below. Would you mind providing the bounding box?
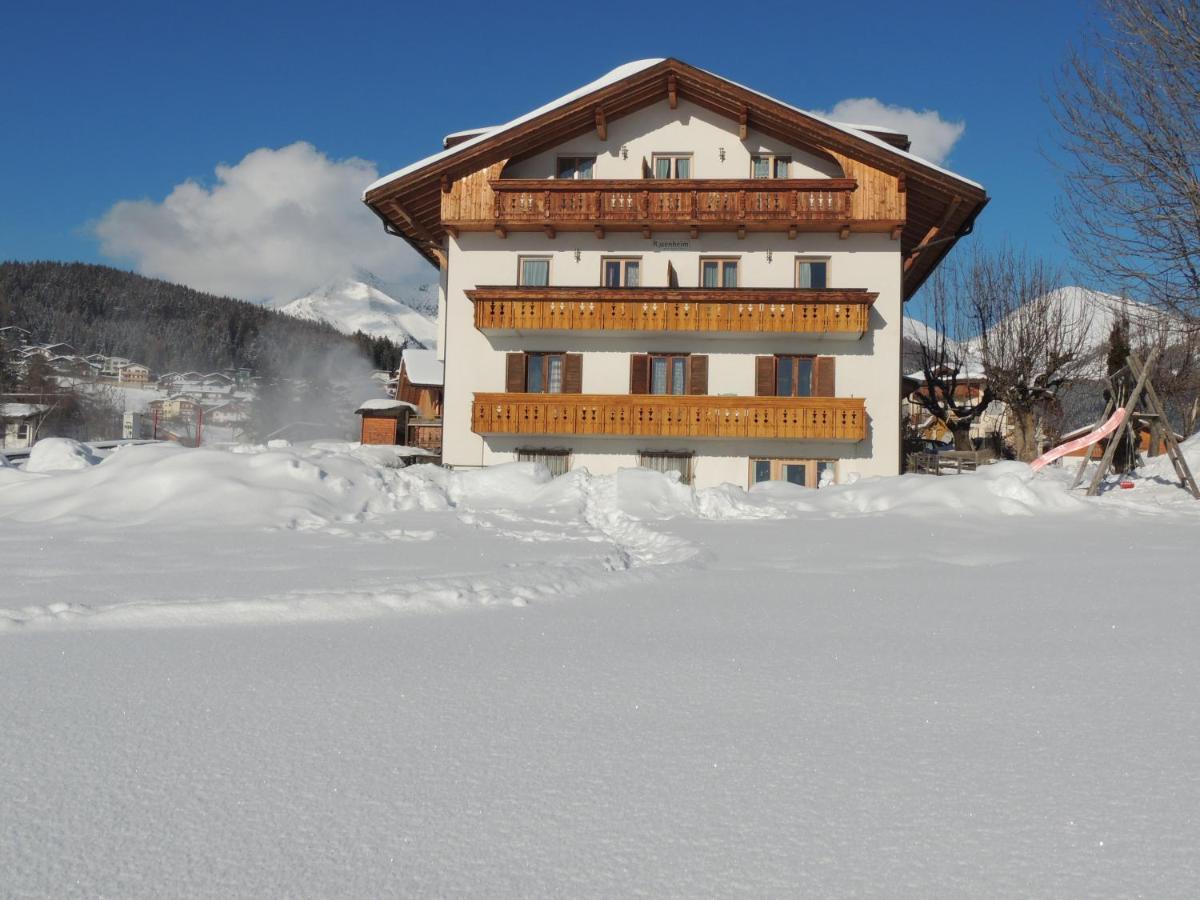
[366,58,980,196]
[442,127,500,148]
[401,349,444,386]
[365,59,665,195]
[356,398,420,415]
[0,402,51,418]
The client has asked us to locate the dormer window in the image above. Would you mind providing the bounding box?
[751,155,791,178]
[556,156,595,179]
[651,153,692,179]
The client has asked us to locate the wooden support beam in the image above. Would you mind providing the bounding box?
[903,196,963,272]
[890,224,903,240]
[839,225,851,240]
[1086,349,1158,496]
[1128,353,1200,497]
[595,107,607,140]
[543,225,556,239]
[667,74,678,109]
[494,225,507,239]
[897,174,907,193]
[787,225,798,240]
[593,225,605,240]
[689,226,699,239]
[738,107,748,140]
[440,174,451,194]
[428,246,448,268]
[641,225,652,239]
[445,225,459,239]
[391,200,436,244]
[737,225,746,240]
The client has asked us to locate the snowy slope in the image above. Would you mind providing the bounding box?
[279,279,437,348]
[3,441,1200,895]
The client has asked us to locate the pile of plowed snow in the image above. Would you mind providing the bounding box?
[0,439,1099,530]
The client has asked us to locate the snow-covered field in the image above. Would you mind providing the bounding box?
[2,439,1199,896]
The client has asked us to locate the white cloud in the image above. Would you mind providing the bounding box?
[812,98,965,165]
[94,142,427,304]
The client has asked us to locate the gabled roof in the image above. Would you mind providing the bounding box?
[364,58,987,300]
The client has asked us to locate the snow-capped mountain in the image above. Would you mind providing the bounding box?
[279,279,437,348]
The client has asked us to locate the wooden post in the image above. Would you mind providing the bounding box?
[1086,348,1158,496]
[1127,353,1200,498]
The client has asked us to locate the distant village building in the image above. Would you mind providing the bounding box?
[0,403,50,449]
[118,363,151,384]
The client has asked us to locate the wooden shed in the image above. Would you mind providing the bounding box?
[355,399,418,445]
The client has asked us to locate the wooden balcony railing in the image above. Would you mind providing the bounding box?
[442,178,886,234]
[472,393,867,442]
[468,287,874,338]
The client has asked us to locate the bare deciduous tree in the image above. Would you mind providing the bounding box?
[1054,0,1200,320]
[909,258,993,451]
[971,247,1094,461]
[910,247,1094,461]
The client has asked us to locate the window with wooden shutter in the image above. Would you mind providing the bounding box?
[688,355,708,395]
[629,354,650,394]
[814,356,836,397]
[755,356,776,396]
[506,352,526,392]
[562,354,583,393]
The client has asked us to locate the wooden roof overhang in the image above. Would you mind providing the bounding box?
[364,59,988,301]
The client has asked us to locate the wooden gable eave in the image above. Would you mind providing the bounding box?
[364,57,987,291]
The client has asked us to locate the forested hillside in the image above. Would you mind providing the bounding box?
[0,261,405,374]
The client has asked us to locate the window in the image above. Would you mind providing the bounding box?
[751,155,791,179]
[518,256,551,286]
[750,458,836,488]
[16,423,29,441]
[796,258,829,289]
[507,352,581,394]
[650,354,689,395]
[527,353,565,394]
[630,354,707,395]
[640,451,694,485]
[517,449,571,477]
[556,156,595,180]
[700,258,739,288]
[603,257,641,288]
[775,355,814,397]
[651,154,692,179]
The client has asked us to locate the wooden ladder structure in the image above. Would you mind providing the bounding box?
[1071,350,1200,498]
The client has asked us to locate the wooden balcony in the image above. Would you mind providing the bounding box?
[469,287,873,339]
[441,178,905,236]
[472,393,867,442]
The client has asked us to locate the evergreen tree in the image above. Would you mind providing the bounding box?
[1104,317,1138,472]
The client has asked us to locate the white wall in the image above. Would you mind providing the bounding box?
[502,100,843,181]
[437,98,901,489]
[443,230,901,487]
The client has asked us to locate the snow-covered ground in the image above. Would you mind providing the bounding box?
[2,438,1199,895]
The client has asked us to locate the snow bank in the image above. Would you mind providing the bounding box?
[24,438,103,473]
[0,443,1098,533]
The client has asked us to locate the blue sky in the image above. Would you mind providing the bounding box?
[1,0,1094,304]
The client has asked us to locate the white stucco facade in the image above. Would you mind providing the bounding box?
[437,101,903,489]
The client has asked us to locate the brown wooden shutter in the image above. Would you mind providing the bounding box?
[629,354,650,394]
[814,356,836,397]
[505,352,526,393]
[688,354,708,395]
[755,356,776,396]
[563,353,583,393]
